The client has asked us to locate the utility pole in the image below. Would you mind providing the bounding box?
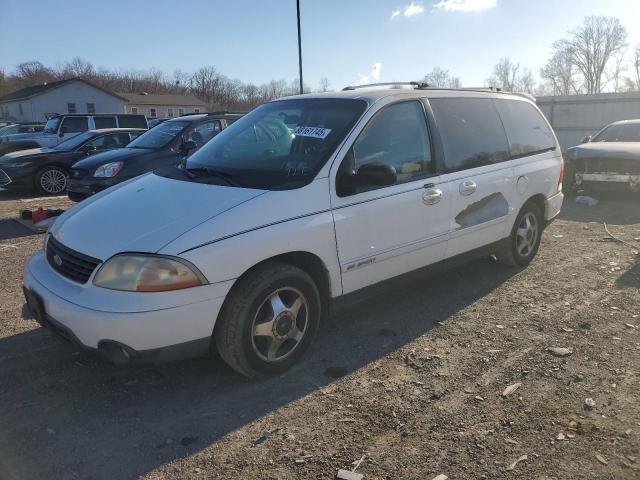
[296,0,303,94]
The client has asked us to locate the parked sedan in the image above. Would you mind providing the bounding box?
[68,113,242,201]
[566,119,640,194]
[0,129,144,195]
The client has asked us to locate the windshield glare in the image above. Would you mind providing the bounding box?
[127,120,188,149]
[44,118,61,133]
[54,131,96,151]
[0,125,18,136]
[593,124,640,142]
[182,99,366,190]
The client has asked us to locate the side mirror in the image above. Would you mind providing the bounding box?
[80,144,97,153]
[356,162,397,187]
[181,140,197,154]
[336,149,397,196]
[581,135,592,143]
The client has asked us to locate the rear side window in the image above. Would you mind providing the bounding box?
[61,117,88,133]
[117,115,147,129]
[494,99,555,157]
[94,116,117,129]
[429,98,509,172]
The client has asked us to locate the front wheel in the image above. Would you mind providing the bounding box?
[214,262,321,378]
[35,166,68,195]
[496,201,543,267]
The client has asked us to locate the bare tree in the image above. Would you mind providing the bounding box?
[556,16,627,94]
[634,45,640,90]
[318,77,331,92]
[540,45,581,95]
[422,67,461,88]
[486,58,534,93]
[14,61,55,86]
[62,57,95,78]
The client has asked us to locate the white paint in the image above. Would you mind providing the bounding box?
[24,88,564,353]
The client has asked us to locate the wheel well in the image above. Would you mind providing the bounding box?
[237,252,332,315]
[524,194,546,218]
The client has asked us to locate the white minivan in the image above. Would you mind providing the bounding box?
[23,85,564,377]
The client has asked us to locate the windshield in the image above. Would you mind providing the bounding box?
[127,120,188,149]
[592,124,640,143]
[53,131,96,151]
[44,117,61,134]
[0,125,18,136]
[174,98,366,190]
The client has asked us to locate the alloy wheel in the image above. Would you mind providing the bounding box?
[251,287,309,362]
[39,169,67,194]
[515,212,539,257]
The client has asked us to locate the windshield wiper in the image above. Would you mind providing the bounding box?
[183,166,240,187]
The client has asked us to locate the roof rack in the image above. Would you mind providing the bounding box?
[179,111,246,117]
[342,81,430,91]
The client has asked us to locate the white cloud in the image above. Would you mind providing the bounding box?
[403,2,425,16]
[434,0,497,12]
[391,2,425,19]
[359,63,383,84]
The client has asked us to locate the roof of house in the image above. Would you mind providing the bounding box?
[119,92,207,107]
[0,78,129,103]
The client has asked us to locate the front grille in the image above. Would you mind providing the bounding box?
[46,236,101,284]
[70,168,89,179]
[0,169,11,187]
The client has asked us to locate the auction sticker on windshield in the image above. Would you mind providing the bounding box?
[293,126,331,139]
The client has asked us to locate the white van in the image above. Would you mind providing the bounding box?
[23,85,564,377]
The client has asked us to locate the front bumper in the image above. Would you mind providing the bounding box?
[23,250,232,363]
[67,177,118,201]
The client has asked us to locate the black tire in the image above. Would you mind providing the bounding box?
[496,201,543,267]
[35,166,68,195]
[214,262,321,378]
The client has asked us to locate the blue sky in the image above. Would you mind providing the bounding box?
[1,0,639,89]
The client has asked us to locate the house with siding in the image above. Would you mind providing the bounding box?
[0,78,128,123]
[119,92,207,118]
[0,78,209,123]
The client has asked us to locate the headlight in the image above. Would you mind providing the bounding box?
[93,254,207,292]
[94,162,123,178]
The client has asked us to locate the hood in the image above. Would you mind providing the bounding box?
[71,147,151,169]
[0,147,54,162]
[50,173,265,260]
[568,142,640,161]
[2,132,52,142]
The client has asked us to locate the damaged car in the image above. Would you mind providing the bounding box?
[566,119,640,194]
[23,85,563,377]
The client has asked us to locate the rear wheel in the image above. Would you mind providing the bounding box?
[496,201,543,267]
[35,166,68,195]
[214,262,321,378]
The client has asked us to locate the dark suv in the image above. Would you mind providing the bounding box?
[68,112,243,201]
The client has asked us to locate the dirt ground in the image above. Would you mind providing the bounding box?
[0,189,638,480]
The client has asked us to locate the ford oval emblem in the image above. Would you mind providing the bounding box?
[53,254,63,267]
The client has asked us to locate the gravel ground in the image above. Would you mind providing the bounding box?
[0,191,638,480]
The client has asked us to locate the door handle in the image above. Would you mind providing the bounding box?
[459,180,477,196]
[422,188,443,205]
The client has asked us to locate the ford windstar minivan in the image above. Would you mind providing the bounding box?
[23,84,564,377]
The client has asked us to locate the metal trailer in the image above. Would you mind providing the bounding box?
[536,92,640,151]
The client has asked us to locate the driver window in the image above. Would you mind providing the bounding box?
[86,133,126,150]
[353,101,432,186]
[187,120,222,148]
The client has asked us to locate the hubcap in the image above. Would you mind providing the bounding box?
[40,169,67,194]
[251,287,309,362]
[515,212,539,257]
